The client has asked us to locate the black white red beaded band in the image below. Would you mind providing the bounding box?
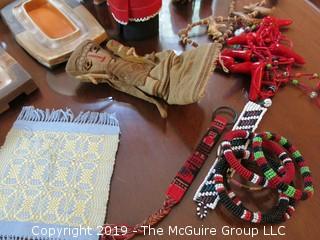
[212,155,296,224]
[193,100,270,219]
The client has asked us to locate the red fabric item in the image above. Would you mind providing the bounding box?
[108,0,162,24]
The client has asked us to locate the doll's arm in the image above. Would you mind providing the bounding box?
[106,40,156,65]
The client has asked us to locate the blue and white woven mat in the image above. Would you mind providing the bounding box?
[0,106,120,240]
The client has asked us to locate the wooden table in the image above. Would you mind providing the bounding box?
[0,0,319,239]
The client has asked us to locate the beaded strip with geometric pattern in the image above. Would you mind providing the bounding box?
[194,100,270,219]
[100,113,230,240]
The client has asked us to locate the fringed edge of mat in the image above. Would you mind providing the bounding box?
[0,221,100,240]
[17,106,119,127]
[0,236,71,240]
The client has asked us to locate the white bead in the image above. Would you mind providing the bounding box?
[235,28,245,36]
[263,98,272,107]
[310,91,318,99]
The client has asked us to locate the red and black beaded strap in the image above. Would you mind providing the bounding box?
[101,108,237,240]
[222,130,296,188]
[166,115,228,203]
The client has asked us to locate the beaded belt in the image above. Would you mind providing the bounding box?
[101,107,237,240]
[213,152,296,223]
[194,101,269,218]
[194,100,314,222]
[213,130,314,223]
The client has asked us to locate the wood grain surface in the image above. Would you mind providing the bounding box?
[0,0,319,239]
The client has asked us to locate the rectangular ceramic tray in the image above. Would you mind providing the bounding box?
[23,0,80,40]
[1,0,108,68]
[0,48,37,114]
